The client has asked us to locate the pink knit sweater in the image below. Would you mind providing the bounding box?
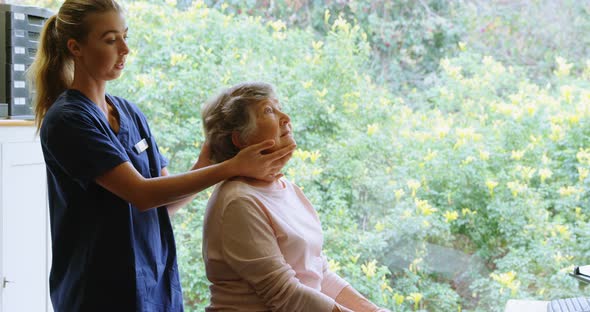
[202,177,349,311]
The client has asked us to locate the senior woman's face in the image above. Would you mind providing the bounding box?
[244,99,295,153]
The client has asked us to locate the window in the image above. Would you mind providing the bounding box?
[20,1,590,311]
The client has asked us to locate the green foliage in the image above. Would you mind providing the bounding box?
[460,0,590,85]
[119,0,464,93]
[391,53,590,311]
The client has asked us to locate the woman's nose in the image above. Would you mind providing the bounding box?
[280,112,290,125]
[120,40,130,55]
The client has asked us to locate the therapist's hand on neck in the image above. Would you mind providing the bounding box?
[230,139,296,182]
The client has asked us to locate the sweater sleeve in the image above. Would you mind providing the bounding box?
[221,198,336,312]
[320,254,350,299]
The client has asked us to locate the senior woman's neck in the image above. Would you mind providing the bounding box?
[236,176,286,190]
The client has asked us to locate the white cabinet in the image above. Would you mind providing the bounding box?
[0,122,51,312]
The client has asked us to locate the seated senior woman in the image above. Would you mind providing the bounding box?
[201,81,390,312]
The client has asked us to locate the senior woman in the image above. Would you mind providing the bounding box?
[201,82,390,312]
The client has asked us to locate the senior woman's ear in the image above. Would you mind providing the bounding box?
[231,131,245,149]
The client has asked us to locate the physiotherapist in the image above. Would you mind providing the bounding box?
[28,0,295,311]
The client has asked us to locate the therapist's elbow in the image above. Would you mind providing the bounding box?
[125,189,159,212]
[133,201,155,212]
[105,183,156,212]
[96,162,159,212]
[127,179,173,212]
[130,197,160,212]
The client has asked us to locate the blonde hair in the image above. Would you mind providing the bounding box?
[201,82,277,163]
[27,0,122,130]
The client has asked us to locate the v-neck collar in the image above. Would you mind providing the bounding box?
[67,89,128,138]
[105,93,128,138]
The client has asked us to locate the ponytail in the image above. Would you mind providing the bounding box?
[28,14,73,131]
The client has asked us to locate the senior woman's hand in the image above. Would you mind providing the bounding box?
[231,139,296,182]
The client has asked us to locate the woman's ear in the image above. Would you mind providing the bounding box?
[67,38,82,57]
[231,131,244,149]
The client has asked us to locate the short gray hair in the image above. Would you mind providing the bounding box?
[201,82,277,163]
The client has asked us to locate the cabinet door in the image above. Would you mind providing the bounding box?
[1,140,49,312]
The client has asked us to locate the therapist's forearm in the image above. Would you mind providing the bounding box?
[165,157,209,216]
[138,159,236,211]
[95,158,237,212]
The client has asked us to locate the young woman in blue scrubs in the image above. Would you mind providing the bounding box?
[28,1,295,311]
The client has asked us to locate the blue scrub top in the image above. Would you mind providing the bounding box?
[41,89,183,312]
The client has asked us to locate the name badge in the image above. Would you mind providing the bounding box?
[134,138,149,154]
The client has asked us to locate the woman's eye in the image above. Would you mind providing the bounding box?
[264,107,273,113]
[106,36,127,44]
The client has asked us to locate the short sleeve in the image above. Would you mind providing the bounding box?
[153,138,168,169]
[43,111,129,185]
[221,198,336,312]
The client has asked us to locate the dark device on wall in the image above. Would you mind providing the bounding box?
[0,4,53,119]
